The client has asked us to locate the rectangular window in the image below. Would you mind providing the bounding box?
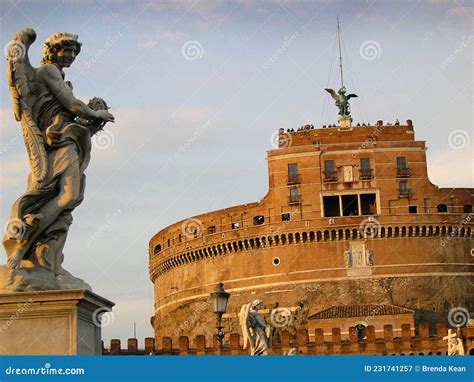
[409,205,417,214]
[398,181,411,197]
[325,160,335,174]
[207,226,216,234]
[288,163,298,177]
[253,216,264,225]
[231,222,240,230]
[324,160,337,181]
[397,157,408,177]
[282,213,290,222]
[323,195,340,217]
[360,193,376,215]
[342,194,358,216]
[288,187,301,204]
[360,158,372,179]
[397,157,406,170]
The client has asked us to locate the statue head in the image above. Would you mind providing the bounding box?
[41,32,82,68]
[339,86,346,95]
[251,300,263,310]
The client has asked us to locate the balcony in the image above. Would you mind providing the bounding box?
[397,168,410,178]
[287,174,301,185]
[359,168,373,180]
[398,188,412,198]
[323,171,338,183]
[288,195,302,205]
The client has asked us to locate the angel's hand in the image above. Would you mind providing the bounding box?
[93,109,115,123]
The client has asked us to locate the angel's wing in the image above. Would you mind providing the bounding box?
[324,88,338,100]
[6,28,48,185]
[347,94,358,100]
[239,303,251,350]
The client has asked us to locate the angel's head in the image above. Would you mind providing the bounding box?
[41,32,82,68]
[251,300,263,310]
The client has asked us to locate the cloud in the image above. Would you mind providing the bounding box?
[427,148,474,188]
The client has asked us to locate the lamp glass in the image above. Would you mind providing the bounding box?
[210,283,229,314]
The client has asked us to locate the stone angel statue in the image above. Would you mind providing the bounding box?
[0,28,114,292]
[239,300,271,355]
[325,86,358,117]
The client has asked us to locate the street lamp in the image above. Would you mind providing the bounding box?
[210,282,230,355]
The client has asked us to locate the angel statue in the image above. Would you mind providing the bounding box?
[239,300,271,355]
[0,28,114,292]
[325,86,358,118]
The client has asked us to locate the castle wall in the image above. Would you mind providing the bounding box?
[103,323,474,356]
[149,123,474,344]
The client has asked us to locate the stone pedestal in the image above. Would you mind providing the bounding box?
[0,289,114,355]
[338,115,352,128]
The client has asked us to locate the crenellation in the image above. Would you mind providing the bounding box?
[162,337,172,353]
[144,337,155,354]
[195,335,206,355]
[384,324,394,341]
[179,336,189,354]
[127,338,137,354]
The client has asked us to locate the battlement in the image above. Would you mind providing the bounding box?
[275,120,415,149]
[103,323,474,355]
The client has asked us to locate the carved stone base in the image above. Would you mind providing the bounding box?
[338,115,352,127]
[0,289,114,355]
[0,264,91,293]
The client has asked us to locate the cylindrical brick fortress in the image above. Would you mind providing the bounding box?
[149,123,473,344]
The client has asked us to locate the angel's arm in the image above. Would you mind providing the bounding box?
[254,313,267,329]
[347,94,358,99]
[40,64,102,120]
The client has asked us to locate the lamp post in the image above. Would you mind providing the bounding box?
[210,282,230,355]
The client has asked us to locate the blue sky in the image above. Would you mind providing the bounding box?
[0,0,472,342]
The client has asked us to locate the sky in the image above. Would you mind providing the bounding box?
[0,0,472,343]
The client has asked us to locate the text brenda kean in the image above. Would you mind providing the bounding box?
[363,365,467,373]
[4,363,85,376]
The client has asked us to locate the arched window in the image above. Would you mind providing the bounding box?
[295,232,301,243]
[153,244,162,255]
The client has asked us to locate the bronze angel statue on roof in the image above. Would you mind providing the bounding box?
[325,86,358,118]
[0,28,114,292]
